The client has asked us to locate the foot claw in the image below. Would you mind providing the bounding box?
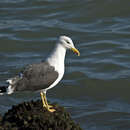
[48,108,56,113]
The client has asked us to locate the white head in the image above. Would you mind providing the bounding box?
[58,36,80,56]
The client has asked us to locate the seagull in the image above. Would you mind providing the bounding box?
[0,36,80,112]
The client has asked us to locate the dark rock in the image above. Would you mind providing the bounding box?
[0,100,82,130]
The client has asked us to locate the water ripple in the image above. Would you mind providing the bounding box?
[0,0,130,129]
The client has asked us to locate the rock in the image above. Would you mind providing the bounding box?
[0,100,82,130]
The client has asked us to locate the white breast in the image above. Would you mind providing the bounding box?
[44,43,66,92]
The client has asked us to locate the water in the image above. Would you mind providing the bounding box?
[0,0,130,129]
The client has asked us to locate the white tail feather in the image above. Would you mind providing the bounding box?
[6,79,14,94]
[6,79,13,84]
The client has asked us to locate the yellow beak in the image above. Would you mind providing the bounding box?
[71,47,80,56]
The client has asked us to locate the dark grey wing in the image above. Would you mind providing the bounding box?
[15,62,58,91]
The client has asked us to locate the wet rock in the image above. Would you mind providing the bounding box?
[0,100,82,130]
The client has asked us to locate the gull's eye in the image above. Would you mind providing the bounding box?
[66,41,70,44]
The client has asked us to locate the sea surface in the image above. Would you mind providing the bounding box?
[0,0,130,129]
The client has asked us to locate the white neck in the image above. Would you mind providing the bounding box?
[46,43,66,73]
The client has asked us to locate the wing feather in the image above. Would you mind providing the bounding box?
[15,62,58,91]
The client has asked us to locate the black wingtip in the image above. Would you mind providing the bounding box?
[0,86,7,93]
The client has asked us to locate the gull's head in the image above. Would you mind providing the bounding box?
[59,36,80,56]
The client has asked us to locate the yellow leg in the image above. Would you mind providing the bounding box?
[44,96,53,109]
[40,92,46,107]
[42,92,56,113]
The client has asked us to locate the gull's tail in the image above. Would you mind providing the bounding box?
[0,79,15,95]
[0,76,20,95]
[0,86,7,95]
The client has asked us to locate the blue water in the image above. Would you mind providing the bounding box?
[0,0,130,129]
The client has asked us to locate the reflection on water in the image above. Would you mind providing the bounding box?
[0,0,130,129]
